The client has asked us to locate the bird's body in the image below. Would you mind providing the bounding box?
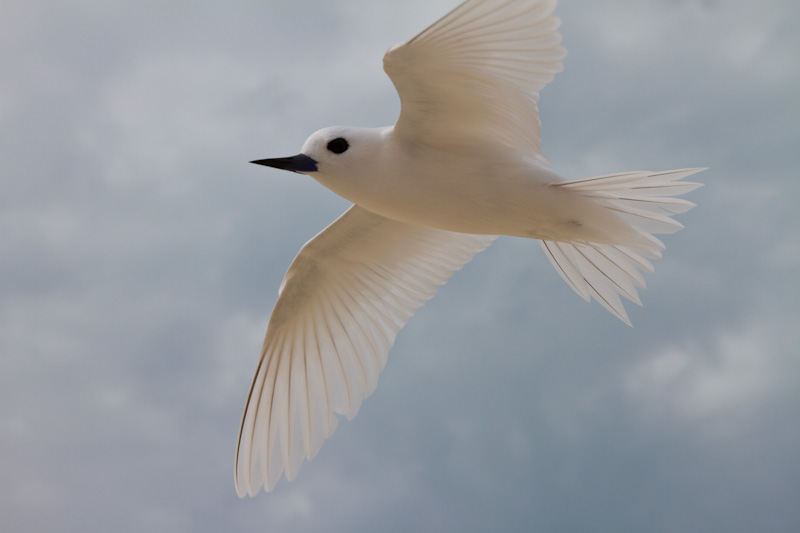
[305,126,653,248]
[236,0,704,496]
[306,126,559,236]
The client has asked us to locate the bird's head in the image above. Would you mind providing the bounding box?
[251,126,384,179]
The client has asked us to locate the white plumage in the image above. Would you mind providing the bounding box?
[236,207,494,494]
[237,0,704,496]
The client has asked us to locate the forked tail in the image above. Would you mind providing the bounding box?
[540,168,705,325]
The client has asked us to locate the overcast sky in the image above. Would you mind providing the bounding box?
[2,1,799,531]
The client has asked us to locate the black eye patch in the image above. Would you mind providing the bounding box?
[327,137,349,154]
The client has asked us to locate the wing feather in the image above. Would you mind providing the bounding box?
[235,205,495,496]
[384,0,566,163]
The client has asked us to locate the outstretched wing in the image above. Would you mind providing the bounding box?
[235,205,495,496]
[383,0,566,165]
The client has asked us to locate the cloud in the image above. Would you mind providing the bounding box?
[626,319,798,422]
[1,0,798,531]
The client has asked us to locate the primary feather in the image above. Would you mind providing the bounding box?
[235,206,494,496]
[384,0,566,164]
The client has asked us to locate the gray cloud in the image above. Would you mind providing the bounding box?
[1,1,798,532]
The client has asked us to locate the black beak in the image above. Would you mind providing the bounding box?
[250,154,318,174]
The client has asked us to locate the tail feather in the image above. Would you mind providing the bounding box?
[541,168,705,325]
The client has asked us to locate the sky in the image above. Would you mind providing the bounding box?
[1,0,798,531]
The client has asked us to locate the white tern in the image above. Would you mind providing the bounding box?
[236,0,704,496]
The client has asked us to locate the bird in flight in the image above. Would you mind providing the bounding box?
[236,0,704,496]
